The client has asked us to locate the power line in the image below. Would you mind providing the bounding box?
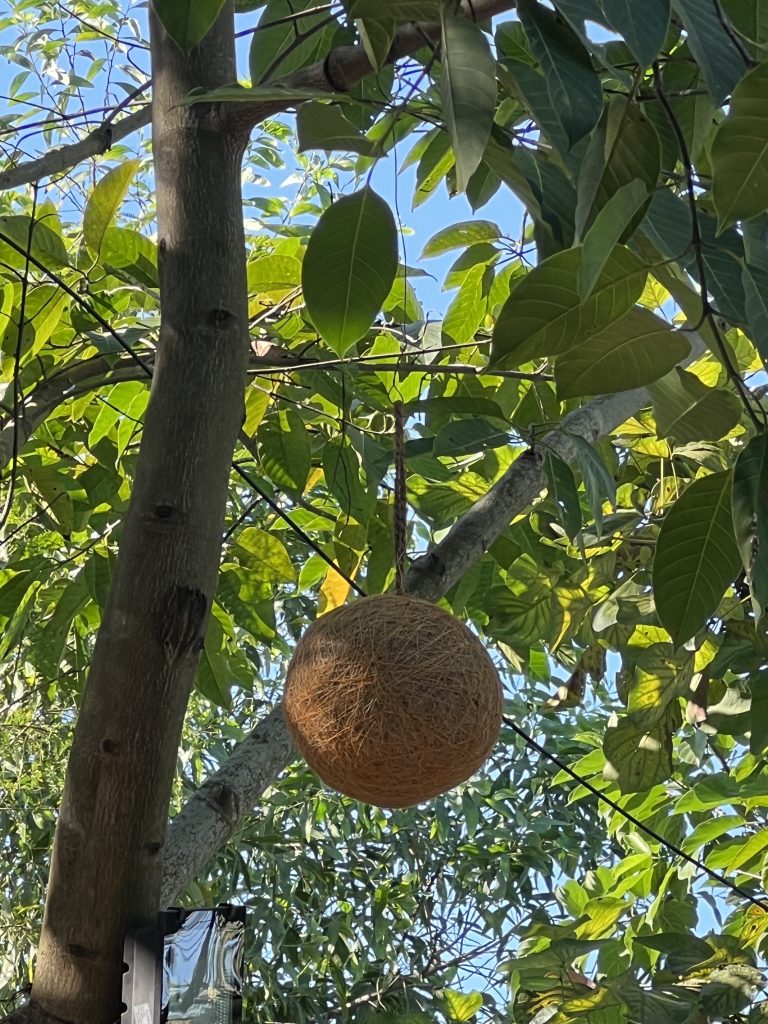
[503,715,768,913]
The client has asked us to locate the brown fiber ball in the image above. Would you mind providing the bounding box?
[283,594,503,808]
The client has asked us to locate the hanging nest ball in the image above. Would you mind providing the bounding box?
[283,593,503,808]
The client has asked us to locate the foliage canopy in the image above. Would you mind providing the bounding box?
[4,0,768,1021]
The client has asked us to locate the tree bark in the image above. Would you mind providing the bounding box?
[20,6,250,1022]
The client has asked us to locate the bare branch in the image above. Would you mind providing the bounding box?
[160,707,291,907]
[0,108,150,193]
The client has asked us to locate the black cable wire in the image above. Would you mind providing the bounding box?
[503,715,768,913]
[232,459,367,597]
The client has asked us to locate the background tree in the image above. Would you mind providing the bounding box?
[3,1,768,1022]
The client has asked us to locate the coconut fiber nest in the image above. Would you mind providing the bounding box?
[283,593,503,808]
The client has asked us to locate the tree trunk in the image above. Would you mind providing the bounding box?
[15,6,250,1022]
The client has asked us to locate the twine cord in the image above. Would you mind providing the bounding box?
[393,402,407,594]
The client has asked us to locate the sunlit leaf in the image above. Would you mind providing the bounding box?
[555,306,690,398]
[83,159,141,258]
[421,220,501,258]
[491,246,647,365]
[233,527,296,583]
[444,989,484,1021]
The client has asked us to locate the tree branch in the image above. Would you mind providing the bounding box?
[0,108,150,193]
[1,344,546,472]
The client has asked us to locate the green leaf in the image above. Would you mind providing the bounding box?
[302,187,397,355]
[554,306,690,398]
[323,439,373,523]
[578,179,649,299]
[670,0,747,104]
[571,435,616,535]
[680,814,744,854]
[355,16,396,69]
[153,0,226,52]
[575,97,660,241]
[413,129,455,208]
[83,159,141,258]
[258,409,311,493]
[699,965,764,1017]
[544,452,582,541]
[650,367,742,443]
[711,63,768,232]
[442,264,487,346]
[89,382,147,448]
[366,1014,433,1024]
[653,471,741,647]
[24,464,81,537]
[433,418,510,457]
[720,0,768,44]
[182,84,348,105]
[642,188,749,324]
[196,618,232,709]
[100,227,158,284]
[444,989,484,1021]
[296,103,377,156]
[491,246,647,365]
[439,15,497,193]
[598,0,670,67]
[743,263,768,365]
[751,670,768,755]
[517,0,603,148]
[603,707,677,793]
[249,0,340,83]
[348,0,440,20]
[233,527,296,583]
[421,220,500,258]
[732,432,768,618]
[0,215,69,269]
[0,580,40,662]
[0,284,68,361]
[35,571,91,676]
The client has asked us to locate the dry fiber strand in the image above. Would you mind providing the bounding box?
[283,593,503,808]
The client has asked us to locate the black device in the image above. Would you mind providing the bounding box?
[122,905,245,1023]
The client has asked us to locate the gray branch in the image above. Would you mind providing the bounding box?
[0,108,151,193]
